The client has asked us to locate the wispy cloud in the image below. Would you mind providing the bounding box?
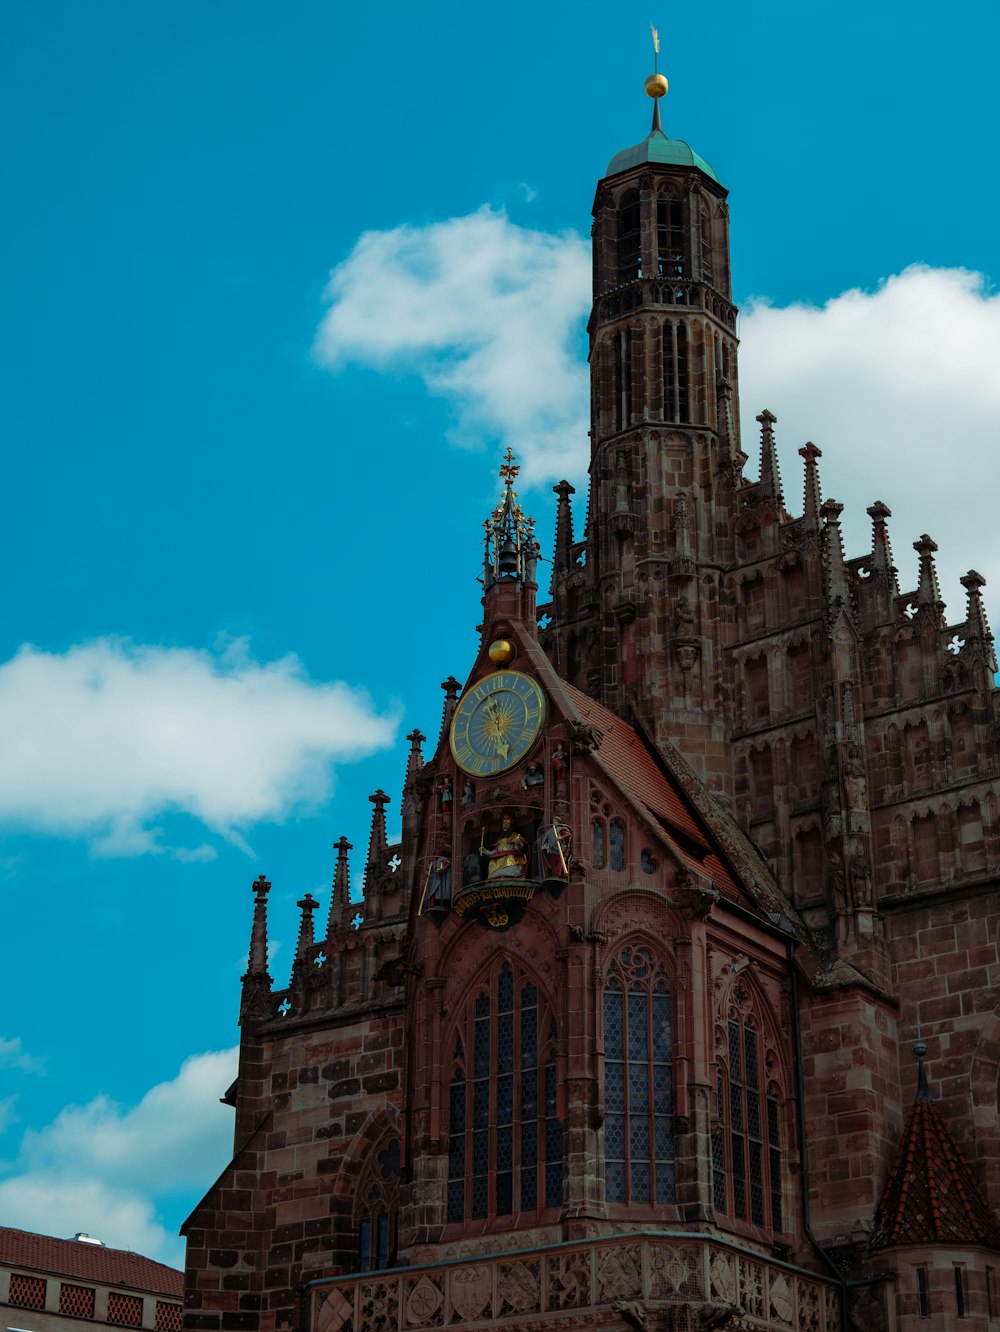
[0,1036,45,1076]
[0,637,398,857]
[314,206,591,483]
[0,1048,239,1267]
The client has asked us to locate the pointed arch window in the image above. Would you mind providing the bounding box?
[712,986,784,1233]
[663,320,689,423]
[657,194,685,278]
[355,1136,400,1271]
[618,190,641,283]
[603,945,674,1205]
[447,961,562,1223]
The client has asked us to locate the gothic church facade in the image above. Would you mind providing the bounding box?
[182,77,1000,1332]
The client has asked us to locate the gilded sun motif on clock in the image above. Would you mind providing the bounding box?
[449,671,546,777]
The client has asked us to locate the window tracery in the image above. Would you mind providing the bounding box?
[447,960,562,1223]
[602,944,674,1205]
[355,1135,401,1271]
[712,983,784,1233]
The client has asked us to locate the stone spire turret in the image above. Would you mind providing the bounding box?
[867,500,897,585]
[756,409,783,504]
[294,893,319,963]
[960,570,997,673]
[363,789,390,897]
[821,499,853,624]
[326,835,352,934]
[438,677,461,745]
[240,874,272,1023]
[914,534,945,624]
[550,480,576,594]
[799,441,822,521]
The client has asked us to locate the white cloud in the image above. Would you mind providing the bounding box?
[0,637,398,856]
[313,206,591,482]
[0,1048,239,1268]
[0,1036,44,1075]
[740,265,1000,627]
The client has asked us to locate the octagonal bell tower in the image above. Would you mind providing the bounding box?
[545,73,746,797]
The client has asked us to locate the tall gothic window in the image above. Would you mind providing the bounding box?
[699,198,715,288]
[603,945,674,1205]
[618,190,641,283]
[712,986,784,1232]
[656,195,684,278]
[447,961,562,1223]
[663,320,689,423]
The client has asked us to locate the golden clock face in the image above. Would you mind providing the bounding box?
[449,670,546,777]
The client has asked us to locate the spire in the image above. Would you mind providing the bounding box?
[483,449,537,589]
[438,676,461,744]
[404,728,425,788]
[821,499,852,620]
[798,442,822,521]
[551,480,576,592]
[645,24,667,133]
[914,534,944,621]
[755,409,783,503]
[867,500,898,586]
[960,570,997,670]
[327,836,352,934]
[244,874,271,981]
[240,874,273,1024]
[870,1039,1000,1250]
[363,789,390,895]
[294,893,319,962]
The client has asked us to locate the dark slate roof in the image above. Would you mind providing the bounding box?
[0,1227,183,1296]
[870,1091,1000,1249]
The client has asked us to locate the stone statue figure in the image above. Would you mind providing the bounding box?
[481,815,529,880]
[426,853,452,907]
[538,821,572,879]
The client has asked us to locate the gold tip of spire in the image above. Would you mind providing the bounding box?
[645,72,668,98]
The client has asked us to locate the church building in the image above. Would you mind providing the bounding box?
[181,68,1000,1332]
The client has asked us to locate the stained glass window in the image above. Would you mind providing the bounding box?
[712,996,784,1234]
[609,820,625,872]
[356,1135,401,1269]
[448,960,562,1222]
[603,945,674,1205]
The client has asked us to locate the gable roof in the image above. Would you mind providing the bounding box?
[0,1227,183,1297]
[870,1067,1000,1250]
[560,682,746,906]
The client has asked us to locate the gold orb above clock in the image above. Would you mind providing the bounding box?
[449,671,546,777]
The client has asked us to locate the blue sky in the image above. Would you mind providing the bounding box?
[2,0,999,1265]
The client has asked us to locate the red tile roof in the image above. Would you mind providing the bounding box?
[561,683,744,903]
[870,1079,1000,1249]
[0,1228,183,1297]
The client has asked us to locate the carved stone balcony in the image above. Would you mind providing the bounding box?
[310,1230,840,1332]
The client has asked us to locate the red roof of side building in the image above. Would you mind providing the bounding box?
[0,1228,183,1298]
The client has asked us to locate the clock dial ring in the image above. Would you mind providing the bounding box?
[449,670,546,777]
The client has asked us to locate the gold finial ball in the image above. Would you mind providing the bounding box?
[489,638,516,666]
[645,73,668,98]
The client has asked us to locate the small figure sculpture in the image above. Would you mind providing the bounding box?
[461,779,475,808]
[552,744,568,792]
[426,851,452,908]
[440,775,453,807]
[522,762,544,790]
[482,815,529,880]
[538,821,572,879]
[463,850,485,885]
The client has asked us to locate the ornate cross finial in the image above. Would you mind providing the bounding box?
[498,447,520,487]
[327,836,353,935]
[294,893,319,963]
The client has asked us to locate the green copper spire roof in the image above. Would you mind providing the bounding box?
[606,70,720,183]
[605,127,719,183]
